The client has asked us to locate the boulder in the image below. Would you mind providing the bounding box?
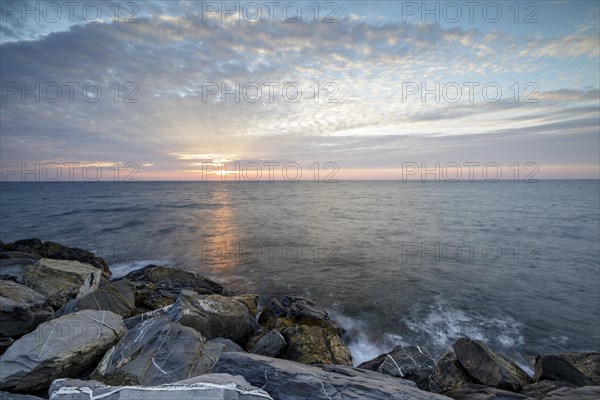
[358,345,436,390]
[520,381,575,399]
[233,293,259,317]
[22,259,102,309]
[214,352,451,400]
[446,384,534,399]
[1,239,110,279]
[259,296,341,332]
[542,386,600,399]
[0,281,53,337]
[92,316,241,386]
[49,374,274,399]
[453,338,532,391]
[0,310,126,391]
[123,265,224,312]
[248,329,287,357]
[0,258,36,283]
[534,353,600,386]
[123,305,170,329]
[0,392,45,399]
[430,351,473,393]
[55,279,136,318]
[168,290,258,346]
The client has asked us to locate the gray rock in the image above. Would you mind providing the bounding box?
[55,279,136,318]
[168,290,259,346]
[453,338,532,391]
[430,351,472,393]
[446,384,534,399]
[358,345,436,390]
[0,337,14,356]
[542,386,600,399]
[123,305,171,329]
[0,310,126,391]
[214,351,451,400]
[49,374,274,399]
[22,259,102,309]
[123,265,224,312]
[0,391,44,400]
[0,281,53,337]
[520,381,575,399]
[0,258,36,283]
[534,353,600,386]
[249,329,287,357]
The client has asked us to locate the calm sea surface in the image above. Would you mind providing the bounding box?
[1,180,599,367]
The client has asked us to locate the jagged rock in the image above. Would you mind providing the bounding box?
[254,296,353,366]
[0,252,40,260]
[446,384,534,399]
[1,239,110,279]
[521,381,575,399]
[55,279,136,318]
[0,258,36,283]
[0,310,126,391]
[49,374,274,399]
[430,350,473,393]
[0,391,45,399]
[233,294,259,317]
[0,281,53,337]
[542,386,600,399]
[22,259,102,309]
[453,338,532,391]
[214,351,451,400]
[123,305,171,329]
[123,265,224,312]
[358,345,436,390]
[168,290,258,346]
[0,337,13,356]
[534,353,600,386]
[248,329,287,357]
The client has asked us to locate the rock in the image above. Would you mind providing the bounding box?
[0,258,36,283]
[542,386,600,399]
[168,290,259,346]
[1,239,110,279]
[123,265,224,312]
[430,351,473,393]
[259,296,341,332]
[520,381,575,399]
[0,391,45,399]
[0,337,13,356]
[0,281,53,337]
[49,374,274,399]
[233,293,259,317]
[123,305,170,329]
[534,353,600,386]
[0,252,40,260]
[55,279,136,318]
[0,310,126,391]
[92,316,239,386]
[249,329,287,357]
[22,259,102,309]
[358,345,436,390]
[214,351,450,400]
[446,384,535,399]
[453,338,532,391]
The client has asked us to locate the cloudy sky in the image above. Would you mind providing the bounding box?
[1,0,598,180]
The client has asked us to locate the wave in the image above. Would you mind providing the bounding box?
[109,259,172,279]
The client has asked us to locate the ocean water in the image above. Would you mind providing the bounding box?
[1,180,599,367]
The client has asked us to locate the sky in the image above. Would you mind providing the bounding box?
[0,0,599,181]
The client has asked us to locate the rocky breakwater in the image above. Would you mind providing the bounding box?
[0,238,598,400]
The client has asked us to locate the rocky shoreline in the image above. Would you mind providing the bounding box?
[0,239,598,399]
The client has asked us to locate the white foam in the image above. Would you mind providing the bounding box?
[109,259,172,279]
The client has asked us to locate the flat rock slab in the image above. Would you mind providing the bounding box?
[214,351,451,400]
[22,258,102,309]
[534,353,600,386]
[49,374,273,399]
[0,310,126,391]
[0,281,53,337]
[541,386,600,400]
[446,384,534,399]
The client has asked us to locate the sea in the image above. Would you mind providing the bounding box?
[1,180,599,372]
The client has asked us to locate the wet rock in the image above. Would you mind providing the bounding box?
[49,374,274,400]
[1,239,110,279]
[0,391,45,400]
[0,281,53,337]
[520,381,575,399]
[430,350,473,393]
[0,310,126,391]
[123,305,170,329]
[453,338,532,391]
[542,386,600,399]
[446,384,534,399]
[0,258,36,283]
[358,345,436,390]
[55,279,136,318]
[534,353,600,386]
[123,265,224,312]
[233,293,259,317]
[22,259,102,309]
[214,351,451,400]
[168,290,258,346]
[248,329,287,357]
